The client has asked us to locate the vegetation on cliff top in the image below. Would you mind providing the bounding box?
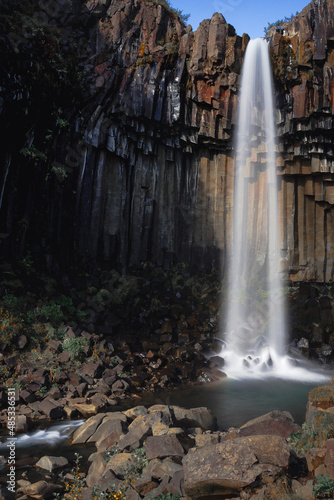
[264,12,299,37]
[148,0,190,24]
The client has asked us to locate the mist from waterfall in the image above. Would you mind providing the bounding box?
[220,39,328,382]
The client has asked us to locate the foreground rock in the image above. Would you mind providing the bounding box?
[238,410,300,438]
[183,436,289,497]
[35,455,68,472]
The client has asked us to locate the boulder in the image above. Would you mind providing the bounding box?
[88,416,125,445]
[291,479,314,500]
[4,354,20,368]
[58,352,71,363]
[86,453,108,488]
[35,455,68,472]
[79,362,103,378]
[105,453,136,478]
[183,441,260,497]
[195,433,220,447]
[238,435,290,467]
[148,458,183,479]
[117,415,154,451]
[132,472,159,496]
[38,398,64,419]
[209,355,225,369]
[124,406,148,421]
[47,340,62,352]
[90,393,109,411]
[325,438,334,479]
[165,469,185,497]
[25,480,63,498]
[71,403,99,417]
[183,435,290,498]
[63,406,79,419]
[17,334,28,349]
[239,410,300,439]
[71,413,106,444]
[144,434,186,460]
[171,406,217,430]
[16,415,32,433]
[47,386,62,400]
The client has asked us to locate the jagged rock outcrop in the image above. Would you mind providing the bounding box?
[1,0,334,281]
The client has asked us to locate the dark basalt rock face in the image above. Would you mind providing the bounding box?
[1,0,334,281]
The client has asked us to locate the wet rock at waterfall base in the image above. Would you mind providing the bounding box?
[209,355,225,369]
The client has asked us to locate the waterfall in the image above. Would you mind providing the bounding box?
[220,38,328,381]
[220,39,328,381]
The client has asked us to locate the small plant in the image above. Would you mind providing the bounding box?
[54,453,85,499]
[288,415,334,456]
[0,308,26,349]
[18,251,36,275]
[62,336,89,361]
[55,108,70,129]
[287,422,318,457]
[110,357,119,367]
[104,446,119,463]
[313,474,334,498]
[34,302,64,324]
[51,165,68,181]
[132,447,149,472]
[37,386,48,395]
[20,144,47,164]
[93,447,149,499]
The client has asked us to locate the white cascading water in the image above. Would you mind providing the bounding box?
[220,38,328,382]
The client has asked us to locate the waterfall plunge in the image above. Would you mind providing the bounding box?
[220,39,328,382]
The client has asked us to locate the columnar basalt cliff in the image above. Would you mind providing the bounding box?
[1,0,334,281]
[272,0,334,282]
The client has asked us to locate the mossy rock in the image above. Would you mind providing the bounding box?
[309,385,334,410]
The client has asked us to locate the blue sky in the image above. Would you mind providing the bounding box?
[174,0,310,39]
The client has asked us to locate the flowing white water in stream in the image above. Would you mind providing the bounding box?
[221,39,329,381]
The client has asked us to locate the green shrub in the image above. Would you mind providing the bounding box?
[287,422,319,457]
[92,447,148,500]
[313,474,334,498]
[288,416,334,456]
[54,453,85,499]
[62,337,89,361]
